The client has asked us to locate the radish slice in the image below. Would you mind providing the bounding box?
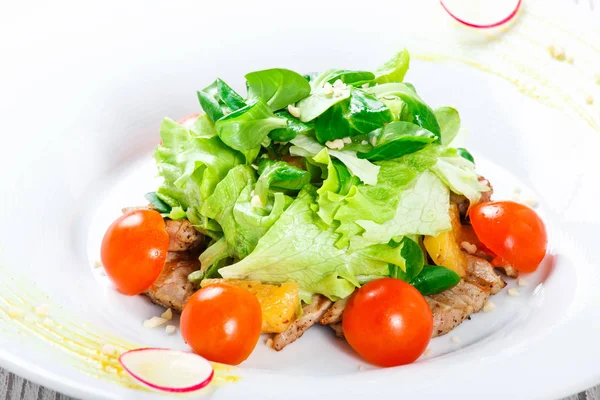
[119,348,214,393]
[178,113,200,128]
[440,0,521,29]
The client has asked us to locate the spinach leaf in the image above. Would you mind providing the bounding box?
[367,83,441,137]
[197,89,224,122]
[215,100,287,151]
[456,147,475,164]
[434,106,461,146]
[296,69,351,122]
[216,78,246,111]
[359,121,437,161]
[375,50,410,83]
[315,102,352,143]
[245,68,311,111]
[346,89,393,134]
[144,192,172,214]
[269,111,314,142]
[255,159,311,202]
[388,236,424,282]
[325,70,375,85]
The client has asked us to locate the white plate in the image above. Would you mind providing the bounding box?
[1,1,600,399]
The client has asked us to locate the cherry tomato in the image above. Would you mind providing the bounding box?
[342,278,433,367]
[469,201,547,273]
[180,283,262,365]
[101,210,169,295]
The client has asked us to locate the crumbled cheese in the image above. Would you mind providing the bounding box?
[585,94,594,105]
[35,304,49,317]
[161,308,173,321]
[287,104,301,118]
[508,288,519,297]
[8,306,24,319]
[523,197,538,208]
[333,88,344,97]
[143,316,168,328]
[251,195,263,208]
[93,260,102,268]
[342,136,352,144]
[358,364,367,371]
[323,82,334,96]
[517,278,529,287]
[325,139,345,150]
[362,83,370,89]
[483,300,496,313]
[451,336,461,344]
[265,338,274,349]
[547,44,566,61]
[332,79,345,89]
[251,164,259,171]
[460,241,477,255]
[43,318,54,327]
[101,344,116,355]
[361,140,368,145]
[165,325,177,335]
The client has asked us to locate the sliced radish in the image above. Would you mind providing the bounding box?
[440,0,521,29]
[178,113,200,128]
[119,348,214,393]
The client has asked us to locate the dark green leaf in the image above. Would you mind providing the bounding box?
[216,78,246,111]
[388,237,424,282]
[215,100,287,151]
[346,89,393,134]
[326,70,375,85]
[269,111,314,142]
[245,68,311,111]
[255,159,311,202]
[359,121,438,161]
[315,102,352,143]
[197,90,224,122]
[303,72,319,82]
[410,265,461,296]
[456,147,475,164]
[144,192,172,214]
[435,106,461,145]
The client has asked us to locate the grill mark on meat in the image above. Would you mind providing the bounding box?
[272,295,333,351]
[464,254,506,295]
[320,298,347,325]
[165,219,204,252]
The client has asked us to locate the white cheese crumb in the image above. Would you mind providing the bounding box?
[43,318,54,327]
[93,260,102,268]
[362,83,370,89]
[165,325,176,335]
[143,316,168,328]
[523,197,538,208]
[35,304,49,317]
[287,104,301,118]
[333,88,344,97]
[517,278,529,287]
[585,94,594,105]
[265,337,274,349]
[325,139,345,150]
[358,364,367,371]
[460,241,477,255]
[251,164,259,171]
[323,82,334,96]
[483,300,496,313]
[361,140,368,145]
[8,306,24,319]
[423,348,432,356]
[508,288,519,297]
[251,195,263,208]
[332,79,345,89]
[451,336,461,344]
[101,344,116,355]
[161,308,173,321]
[342,136,352,144]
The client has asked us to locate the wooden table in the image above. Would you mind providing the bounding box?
[1,366,599,399]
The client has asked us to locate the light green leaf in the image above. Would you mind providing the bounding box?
[430,150,489,206]
[245,68,311,111]
[374,50,411,84]
[434,106,461,146]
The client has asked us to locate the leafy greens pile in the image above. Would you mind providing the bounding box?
[149,50,488,302]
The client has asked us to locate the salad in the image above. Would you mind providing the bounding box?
[101,50,548,369]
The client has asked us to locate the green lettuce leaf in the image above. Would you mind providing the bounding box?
[245,68,311,111]
[296,69,351,122]
[430,150,489,206]
[359,121,438,161]
[254,159,311,203]
[434,106,461,146]
[374,50,411,84]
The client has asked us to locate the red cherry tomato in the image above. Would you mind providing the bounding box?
[342,278,433,367]
[180,283,262,365]
[469,201,547,273]
[101,210,169,295]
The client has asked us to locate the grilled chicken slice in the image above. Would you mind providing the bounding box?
[320,298,347,325]
[329,322,345,339]
[464,254,506,294]
[272,295,333,351]
[145,252,201,312]
[165,219,204,252]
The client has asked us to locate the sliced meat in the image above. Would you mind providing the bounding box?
[497,265,519,278]
[464,254,506,295]
[165,219,204,252]
[144,252,201,312]
[320,298,347,325]
[272,295,333,351]
[427,280,490,337]
[329,322,345,339]
[452,176,494,219]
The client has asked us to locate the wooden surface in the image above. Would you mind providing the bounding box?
[0,366,598,399]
